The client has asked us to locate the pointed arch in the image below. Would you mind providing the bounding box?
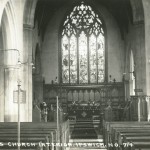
[1,0,17,49]
[23,0,38,27]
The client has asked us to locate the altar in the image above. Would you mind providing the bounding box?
[43,82,125,122]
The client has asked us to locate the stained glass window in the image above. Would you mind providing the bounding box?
[61,1,105,84]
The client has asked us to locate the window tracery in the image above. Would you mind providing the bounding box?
[61,1,105,84]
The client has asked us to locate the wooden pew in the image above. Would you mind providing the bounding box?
[117,130,150,150]
[0,122,57,150]
[103,121,150,150]
[0,121,70,150]
[103,122,150,142]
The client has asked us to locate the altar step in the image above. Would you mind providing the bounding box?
[71,120,98,139]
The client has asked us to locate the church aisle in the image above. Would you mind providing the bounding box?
[67,120,107,150]
[71,120,98,139]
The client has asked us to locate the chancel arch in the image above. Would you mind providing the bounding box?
[41,0,126,123]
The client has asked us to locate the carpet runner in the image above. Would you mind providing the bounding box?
[71,120,98,139]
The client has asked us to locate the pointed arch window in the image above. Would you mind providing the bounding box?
[61,1,105,84]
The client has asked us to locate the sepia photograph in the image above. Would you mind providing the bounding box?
[0,0,150,149]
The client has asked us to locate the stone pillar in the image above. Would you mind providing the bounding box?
[3,50,20,122]
[134,24,146,94]
[4,68,18,122]
[0,55,4,122]
[143,0,150,95]
[146,96,150,121]
[23,24,33,122]
[142,1,150,122]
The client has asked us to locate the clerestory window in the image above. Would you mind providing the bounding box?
[61,1,105,84]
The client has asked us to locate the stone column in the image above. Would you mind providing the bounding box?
[2,50,20,122]
[0,53,4,122]
[133,23,146,94]
[146,96,150,121]
[4,68,18,122]
[143,0,150,96]
[142,1,150,121]
[23,24,33,122]
[0,54,14,122]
